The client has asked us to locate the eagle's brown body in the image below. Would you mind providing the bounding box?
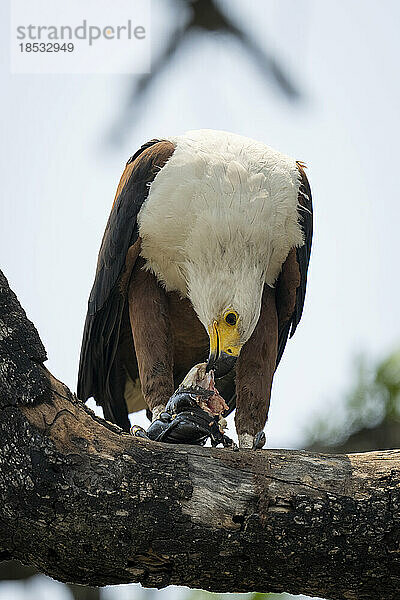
[78,134,312,444]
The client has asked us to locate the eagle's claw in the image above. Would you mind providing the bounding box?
[130,425,148,439]
[253,431,266,450]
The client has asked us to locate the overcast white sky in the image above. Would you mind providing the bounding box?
[1,0,399,597]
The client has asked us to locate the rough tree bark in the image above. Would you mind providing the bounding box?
[0,268,399,600]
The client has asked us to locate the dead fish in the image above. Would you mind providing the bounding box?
[132,363,233,447]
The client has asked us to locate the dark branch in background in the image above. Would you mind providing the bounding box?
[110,0,302,142]
[0,267,399,600]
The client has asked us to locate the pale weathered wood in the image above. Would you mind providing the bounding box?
[0,268,399,600]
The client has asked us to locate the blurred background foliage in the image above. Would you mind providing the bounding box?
[307,349,400,453]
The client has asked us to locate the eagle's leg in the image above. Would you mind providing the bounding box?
[235,285,278,449]
[128,258,174,419]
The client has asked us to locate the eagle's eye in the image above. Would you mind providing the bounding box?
[224,312,237,326]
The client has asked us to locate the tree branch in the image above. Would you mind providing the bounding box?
[0,268,399,600]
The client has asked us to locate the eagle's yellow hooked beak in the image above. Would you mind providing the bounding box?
[206,314,242,377]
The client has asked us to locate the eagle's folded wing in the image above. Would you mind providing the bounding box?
[276,162,313,366]
[77,139,175,428]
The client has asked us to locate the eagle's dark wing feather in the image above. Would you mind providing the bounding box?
[77,139,175,429]
[276,163,313,366]
[88,138,165,315]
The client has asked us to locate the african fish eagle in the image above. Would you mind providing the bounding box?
[78,129,312,448]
